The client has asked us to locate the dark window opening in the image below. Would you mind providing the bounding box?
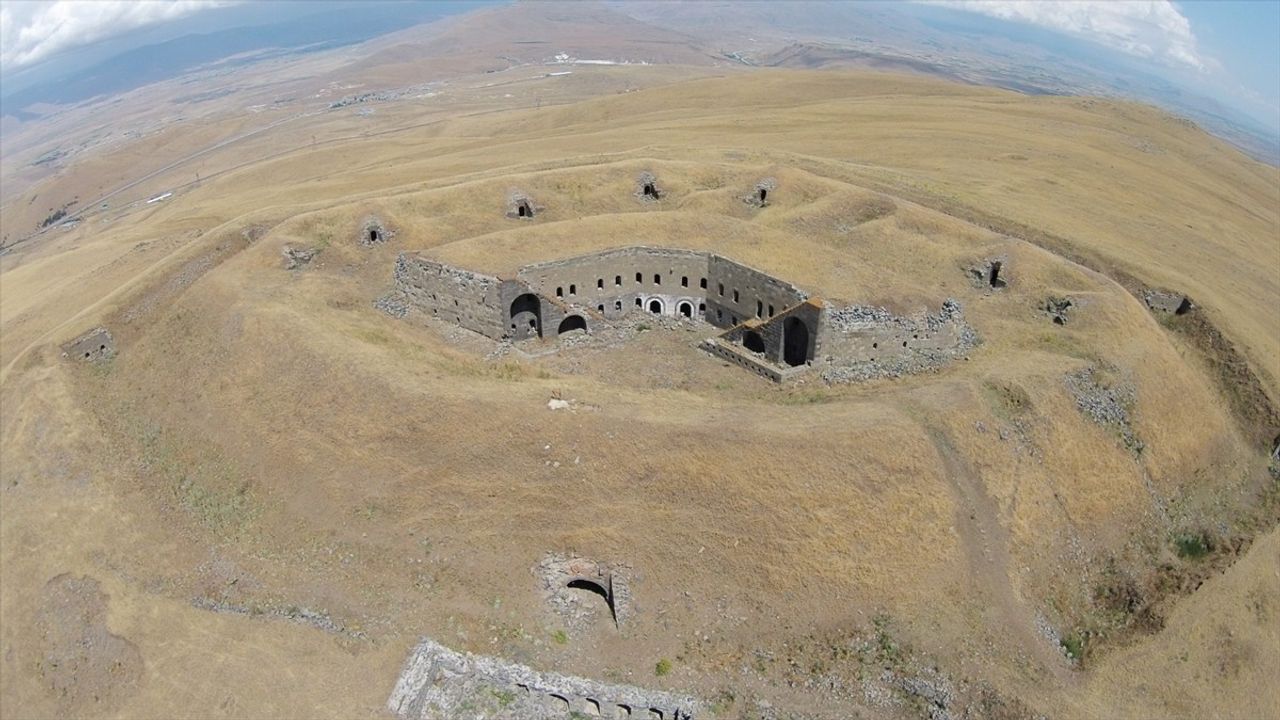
[635,272,642,283]
[648,299,663,314]
[615,300,622,310]
[597,304,604,313]
[743,331,765,353]
[759,188,768,203]
[569,284,576,296]
[615,275,622,286]
[643,183,659,199]
[597,278,604,289]
[678,301,693,318]
[653,273,661,285]
[756,300,763,318]
[733,290,740,303]
[700,277,707,289]
[556,287,564,298]
[718,283,724,296]
[681,276,688,287]
[698,302,705,312]
[369,229,380,243]
[516,201,532,218]
[768,304,774,317]
[636,297,643,307]
[99,344,106,351]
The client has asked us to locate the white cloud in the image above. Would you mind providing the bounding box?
[930,0,1205,70]
[0,0,236,70]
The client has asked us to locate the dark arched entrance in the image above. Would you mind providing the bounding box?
[648,298,663,314]
[783,317,810,366]
[509,293,541,339]
[558,314,587,335]
[566,578,616,624]
[677,301,693,318]
[743,330,765,353]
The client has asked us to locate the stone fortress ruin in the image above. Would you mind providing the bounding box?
[391,245,974,383]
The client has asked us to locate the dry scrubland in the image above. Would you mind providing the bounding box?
[2,67,1278,719]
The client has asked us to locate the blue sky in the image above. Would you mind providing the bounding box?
[1178,0,1280,121]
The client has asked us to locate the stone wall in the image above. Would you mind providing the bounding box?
[62,327,115,363]
[388,638,701,720]
[718,299,824,369]
[395,254,506,339]
[704,255,807,329]
[518,247,709,322]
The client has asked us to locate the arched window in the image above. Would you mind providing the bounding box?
[569,284,576,296]
[635,272,642,283]
[681,276,688,287]
[615,275,622,286]
[597,278,604,289]
[756,300,763,318]
[556,287,563,298]
[653,273,661,285]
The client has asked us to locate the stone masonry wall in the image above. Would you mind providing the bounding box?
[388,638,701,720]
[704,255,807,329]
[395,254,506,339]
[517,246,709,322]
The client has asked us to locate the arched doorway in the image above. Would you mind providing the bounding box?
[566,578,616,624]
[558,314,587,335]
[783,317,810,366]
[677,301,693,318]
[647,298,664,315]
[509,293,541,338]
[743,330,765,353]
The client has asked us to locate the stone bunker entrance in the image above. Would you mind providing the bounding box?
[783,317,809,366]
[677,301,693,318]
[566,578,616,624]
[510,293,542,338]
[517,200,533,218]
[648,298,664,314]
[558,314,587,335]
[743,330,766,354]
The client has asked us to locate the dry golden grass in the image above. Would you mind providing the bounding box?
[2,60,1277,720]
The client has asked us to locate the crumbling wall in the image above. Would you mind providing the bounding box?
[820,299,976,382]
[1143,289,1192,315]
[62,327,115,363]
[388,638,701,720]
[396,253,506,339]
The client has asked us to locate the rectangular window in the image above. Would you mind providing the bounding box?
[556,287,563,297]
[756,300,763,318]
[636,272,642,283]
[700,278,707,289]
[718,283,724,296]
[681,276,688,287]
[733,290,740,303]
[768,304,774,317]
[654,273,661,285]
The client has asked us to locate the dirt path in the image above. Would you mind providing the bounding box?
[924,424,1076,686]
